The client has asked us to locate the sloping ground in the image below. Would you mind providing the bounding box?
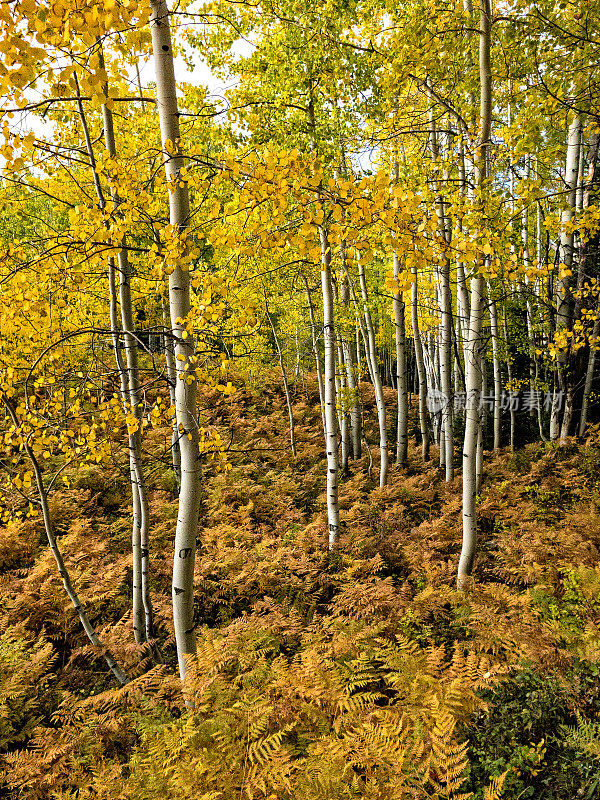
[1,374,600,799]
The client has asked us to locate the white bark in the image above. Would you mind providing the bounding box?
[429,106,454,480]
[577,134,599,436]
[336,336,350,473]
[411,266,430,461]
[75,83,152,645]
[319,228,340,549]
[488,289,502,450]
[342,329,361,460]
[456,140,471,359]
[109,259,145,645]
[162,297,182,485]
[476,351,487,494]
[357,257,389,486]
[393,251,408,466]
[458,276,485,587]
[457,0,492,589]
[151,0,201,682]
[303,276,327,441]
[556,113,582,441]
[339,265,360,463]
[502,306,516,451]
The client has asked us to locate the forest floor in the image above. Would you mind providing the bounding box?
[2,373,600,799]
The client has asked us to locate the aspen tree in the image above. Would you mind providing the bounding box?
[162,297,182,485]
[357,255,389,486]
[578,133,600,436]
[488,288,502,450]
[428,99,453,480]
[303,275,327,440]
[320,227,341,548]
[334,297,350,473]
[100,95,155,644]
[307,93,340,548]
[393,249,409,466]
[150,0,201,681]
[555,112,582,441]
[457,0,492,589]
[411,265,431,462]
[339,268,362,460]
[503,306,517,451]
[74,86,152,645]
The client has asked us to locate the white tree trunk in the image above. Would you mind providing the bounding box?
[457,0,492,589]
[556,113,582,441]
[76,83,152,645]
[342,329,361,460]
[335,336,350,473]
[458,276,485,588]
[319,228,340,549]
[162,297,182,485]
[502,305,516,451]
[577,134,599,436]
[357,257,389,486]
[264,294,296,458]
[411,266,430,461]
[150,0,201,682]
[303,276,327,441]
[429,106,454,480]
[488,289,502,450]
[476,351,487,494]
[393,251,408,466]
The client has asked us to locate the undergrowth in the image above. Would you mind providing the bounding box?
[1,374,600,798]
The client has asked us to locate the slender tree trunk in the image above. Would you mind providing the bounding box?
[458,276,485,587]
[457,139,471,361]
[488,289,502,450]
[319,229,340,549]
[303,276,327,440]
[331,273,349,470]
[457,0,492,589]
[75,82,151,645]
[393,251,409,466]
[162,297,182,485]
[101,104,154,643]
[343,334,361,460]
[2,394,128,685]
[294,322,301,383]
[357,257,389,486]
[151,0,201,682]
[520,159,537,424]
[440,270,453,479]
[502,306,516,450]
[434,330,445,462]
[336,336,350,473]
[339,265,361,460]
[109,260,145,645]
[578,136,600,436]
[476,351,487,494]
[557,113,582,442]
[428,105,454,479]
[264,294,296,458]
[307,91,341,542]
[411,266,430,461]
[535,188,547,441]
[580,310,600,436]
